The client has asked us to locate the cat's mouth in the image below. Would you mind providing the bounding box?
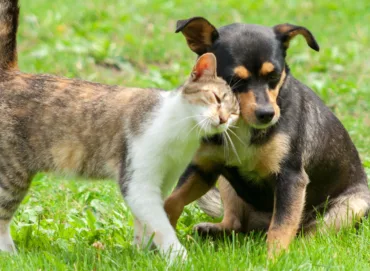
[196,113,239,136]
[204,119,232,135]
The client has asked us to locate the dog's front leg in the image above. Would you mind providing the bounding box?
[267,168,309,258]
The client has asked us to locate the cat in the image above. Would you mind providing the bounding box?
[0,0,240,261]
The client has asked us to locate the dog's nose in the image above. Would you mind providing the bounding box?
[255,106,275,124]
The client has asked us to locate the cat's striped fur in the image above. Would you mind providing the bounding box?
[0,0,239,260]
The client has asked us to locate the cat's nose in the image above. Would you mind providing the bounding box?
[219,115,228,125]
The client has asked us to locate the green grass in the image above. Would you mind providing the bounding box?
[0,0,369,270]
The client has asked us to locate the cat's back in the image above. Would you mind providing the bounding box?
[0,72,162,118]
[0,72,165,137]
[0,72,132,105]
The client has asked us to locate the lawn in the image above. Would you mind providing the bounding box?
[1,0,370,270]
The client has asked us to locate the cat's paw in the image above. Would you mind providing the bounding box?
[133,234,156,250]
[0,235,16,253]
[164,242,187,264]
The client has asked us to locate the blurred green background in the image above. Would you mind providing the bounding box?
[0,0,369,270]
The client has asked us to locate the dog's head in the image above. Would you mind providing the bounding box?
[176,17,319,129]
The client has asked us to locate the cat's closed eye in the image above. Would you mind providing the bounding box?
[213,92,221,104]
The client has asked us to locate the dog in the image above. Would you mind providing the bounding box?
[164,17,370,257]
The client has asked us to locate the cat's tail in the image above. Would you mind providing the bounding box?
[196,187,224,218]
[0,0,19,71]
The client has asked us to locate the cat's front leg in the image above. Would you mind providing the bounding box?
[133,217,155,250]
[121,170,187,262]
[0,220,16,253]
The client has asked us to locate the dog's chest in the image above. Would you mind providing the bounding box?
[219,126,291,180]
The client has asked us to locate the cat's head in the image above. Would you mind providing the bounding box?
[181,53,240,135]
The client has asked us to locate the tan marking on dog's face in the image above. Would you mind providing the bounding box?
[260,62,275,76]
[233,66,250,79]
[238,91,257,125]
[254,133,290,177]
[238,68,285,128]
[265,69,286,124]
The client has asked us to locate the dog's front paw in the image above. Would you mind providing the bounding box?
[266,230,290,260]
[193,222,225,237]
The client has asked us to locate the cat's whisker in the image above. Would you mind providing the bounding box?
[148,114,205,136]
[205,118,213,137]
[230,77,242,88]
[196,124,202,139]
[186,118,207,138]
[228,124,239,129]
[222,132,230,160]
[221,133,226,159]
[199,118,210,139]
[228,74,236,86]
[224,130,241,164]
[199,118,212,138]
[205,119,213,140]
[231,78,243,90]
[197,119,206,138]
[227,127,246,147]
[169,115,204,128]
[185,123,200,138]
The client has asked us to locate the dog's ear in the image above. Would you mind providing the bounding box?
[273,23,319,52]
[176,17,219,55]
[191,53,217,81]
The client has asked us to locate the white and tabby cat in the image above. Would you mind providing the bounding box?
[0,1,239,260]
[123,53,239,259]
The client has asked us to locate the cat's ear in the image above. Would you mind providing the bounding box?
[191,53,217,81]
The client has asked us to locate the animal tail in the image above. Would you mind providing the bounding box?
[196,187,224,218]
[0,0,19,71]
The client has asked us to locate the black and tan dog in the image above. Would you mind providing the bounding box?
[164,17,370,257]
